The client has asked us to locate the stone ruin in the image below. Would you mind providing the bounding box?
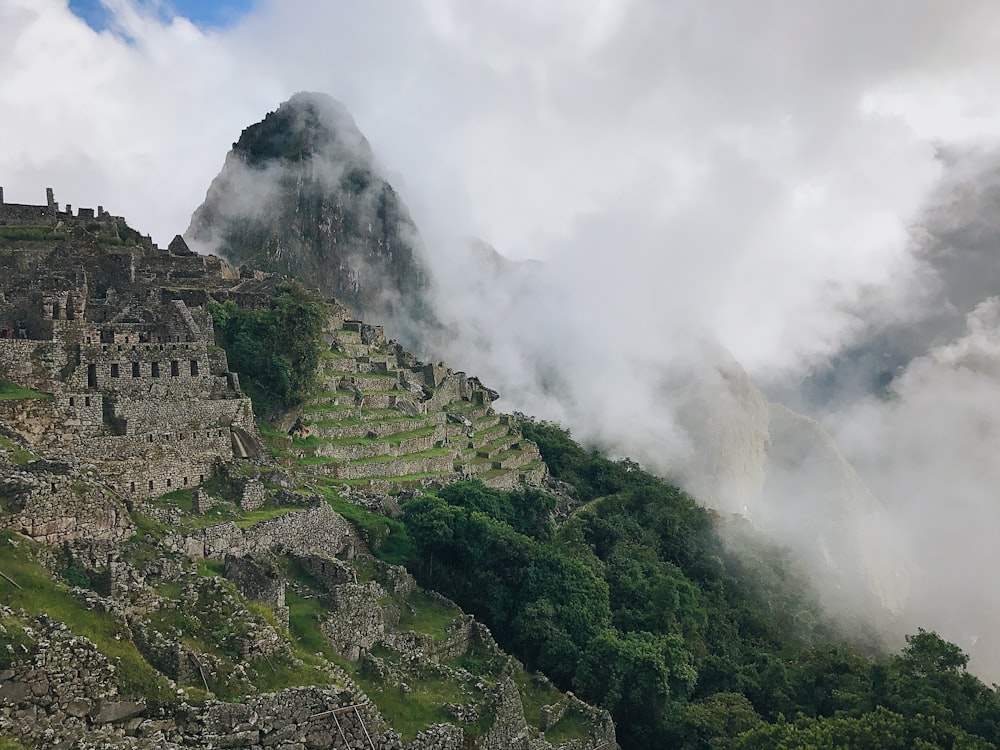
[0,188,262,501]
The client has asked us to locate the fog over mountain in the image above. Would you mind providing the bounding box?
[6,0,1000,678]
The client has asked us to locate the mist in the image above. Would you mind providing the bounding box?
[6,0,1000,677]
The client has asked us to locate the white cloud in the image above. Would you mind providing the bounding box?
[7,0,1000,669]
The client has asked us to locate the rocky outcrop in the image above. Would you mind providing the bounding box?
[186,92,437,347]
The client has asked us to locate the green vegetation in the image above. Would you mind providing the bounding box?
[0,226,59,242]
[0,531,173,702]
[0,434,33,467]
[0,613,37,669]
[315,483,415,565]
[353,672,468,742]
[395,422,1000,749]
[0,380,51,401]
[544,708,591,744]
[209,282,325,416]
[395,590,458,641]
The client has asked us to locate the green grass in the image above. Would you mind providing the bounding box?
[197,558,225,577]
[396,590,458,642]
[300,402,356,415]
[0,226,59,241]
[354,671,470,742]
[234,507,303,527]
[0,380,51,401]
[249,650,334,693]
[379,426,436,445]
[544,708,591,743]
[446,642,506,680]
[257,421,293,459]
[349,447,450,466]
[315,485,415,565]
[514,671,563,730]
[153,488,194,513]
[0,531,173,702]
[294,425,434,452]
[327,471,453,486]
[0,734,32,750]
[0,435,33,466]
[0,613,37,670]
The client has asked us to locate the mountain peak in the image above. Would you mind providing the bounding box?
[186,94,436,347]
[233,91,372,168]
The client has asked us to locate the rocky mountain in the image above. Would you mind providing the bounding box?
[188,93,909,628]
[186,92,437,349]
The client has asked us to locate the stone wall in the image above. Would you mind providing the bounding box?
[333,454,455,481]
[294,553,356,590]
[1,468,134,544]
[0,606,390,749]
[321,581,391,660]
[239,478,265,510]
[224,555,286,611]
[177,504,364,562]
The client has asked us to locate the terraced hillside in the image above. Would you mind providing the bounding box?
[288,320,546,492]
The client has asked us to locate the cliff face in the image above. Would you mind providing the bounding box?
[186,92,436,347]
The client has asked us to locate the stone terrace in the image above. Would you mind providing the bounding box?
[290,321,546,492]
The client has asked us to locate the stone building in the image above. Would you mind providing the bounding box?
[0,188,261,499]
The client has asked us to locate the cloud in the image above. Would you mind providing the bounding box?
[6,0,1000,670]
[7,0,999,378]
[828,299,1000,678]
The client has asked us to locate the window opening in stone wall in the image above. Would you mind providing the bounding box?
[151,362,159,378]
[148,435,153,443]
[132,362,140,378]
[100,329,114,344]
[52,301,60,320]
[51,483,56,493]
[199,474,204,483]
[85,396,91,406]
[110,363,119,378]
[87,365,96,387]
[148,480,153,490]
[166,478,171,488]
[69,397,74,406]
[170,360,179,377]
[183,477,188,486]
[190,359,199,376]
[130,482,135,492]
[66,299,75,320]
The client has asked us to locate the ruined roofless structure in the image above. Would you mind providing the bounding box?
[0,188,262,499]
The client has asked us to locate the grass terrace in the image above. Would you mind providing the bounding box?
[0,381,51,401]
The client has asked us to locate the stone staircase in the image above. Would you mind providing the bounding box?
[290,323,546,491]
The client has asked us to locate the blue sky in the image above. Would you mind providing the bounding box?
[68,0,255,31]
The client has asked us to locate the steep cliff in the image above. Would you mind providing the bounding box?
[186,92,437,347]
